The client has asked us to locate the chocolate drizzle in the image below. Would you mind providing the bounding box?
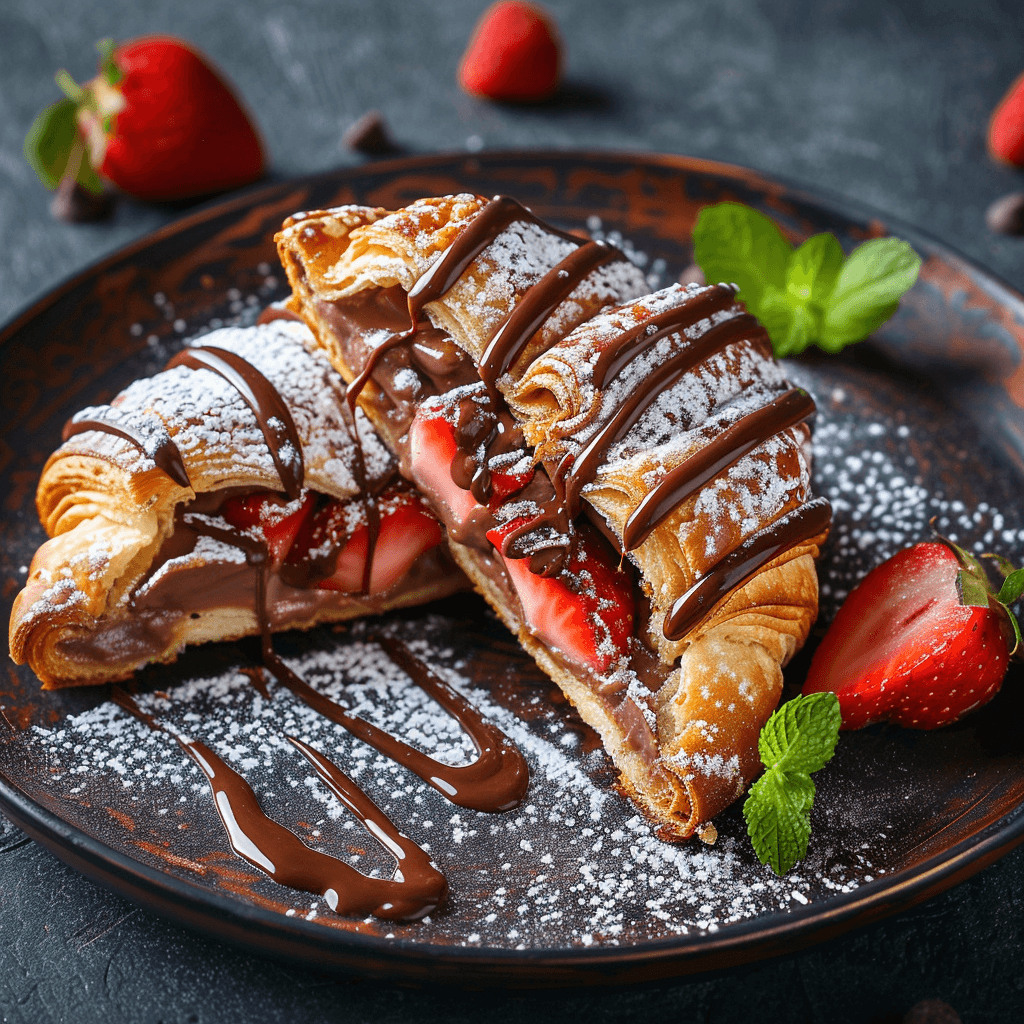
[663,496,832,641]
[256,303,304,325]
[592,284,738,389]
[406,195,580,327]
[261,635,528,813]
[123,497,528,917]
[622,386,817,552]
[62,415,192,489]
[478,240,624,389]
[345,196,607,419]
[112,688,447,921]
[561,314,771,522]
[314,194,829,641]
[166,345,305,500]
[501,313,774,575]
[179,510,528,814]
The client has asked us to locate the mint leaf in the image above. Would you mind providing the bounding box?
[758,691,841,775]
[691,203,920,358]
[819,238,921,351]
[753,284,797,351]
[24,99,78,190]
[692,202,792,309]
[771,299,821,358]
[744,770,815,875]
[787,232,844,308]
[743,692,841,874]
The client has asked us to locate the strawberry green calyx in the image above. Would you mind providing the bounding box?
[928,519,1024,657]
[24,39,123,198]
[24,36,265,204]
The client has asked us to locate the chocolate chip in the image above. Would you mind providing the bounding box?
[902,999,962,1024]
[50,176,114,223]
[985,192,1024,235]
[678,263,706,286]
[343,111,399,156]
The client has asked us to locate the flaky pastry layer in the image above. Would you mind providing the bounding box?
[276,194,828,839]
[9,321,460,687]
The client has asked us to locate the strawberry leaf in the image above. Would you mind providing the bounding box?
[983,553,1017,578]
[997,567,1024,606]
[96,38,123,86]
[957,567,992,609]
[24,99,78,190]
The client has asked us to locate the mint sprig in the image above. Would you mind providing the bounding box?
[692,203,921,357]
[743,692,841,874]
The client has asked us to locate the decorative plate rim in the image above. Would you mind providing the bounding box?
[3,148,1024,987]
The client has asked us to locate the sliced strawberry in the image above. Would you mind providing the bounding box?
[487,516,633,674]
[408,407,479,529]
[220,491,315,565]
[804,540,1016,729]
[487,457,535,510]
[312,490,443,595]
[410,404,535,517]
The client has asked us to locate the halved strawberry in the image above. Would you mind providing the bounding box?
[408,407,480,528]
[487,516,633,675]
[307,489,443,595]
[804,538,1023,729]
[410,405,535,518]
[220,491,315,565]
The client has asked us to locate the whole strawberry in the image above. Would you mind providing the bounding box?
[459,2,562,102]
[989,69,1024,167]
[803,533,1023,729]
[25,37,264,203]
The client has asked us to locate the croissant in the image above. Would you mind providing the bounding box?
[9,318,463,688]
[278,193,830,840]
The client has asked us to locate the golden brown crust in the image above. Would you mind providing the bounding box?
[277,194,829,839]
[9,320,461,688]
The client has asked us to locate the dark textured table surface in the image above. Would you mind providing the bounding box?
[3,1,1024,1021]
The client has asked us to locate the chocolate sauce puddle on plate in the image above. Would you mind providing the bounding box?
[111,688,447,921]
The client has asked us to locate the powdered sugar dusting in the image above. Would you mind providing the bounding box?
[62,321,393,499]
[25,615,875,943]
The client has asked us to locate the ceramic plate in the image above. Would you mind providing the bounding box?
[2,151,1024,987]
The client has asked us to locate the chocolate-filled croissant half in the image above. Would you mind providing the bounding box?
[277,193,830,839]
[9,319,465,688]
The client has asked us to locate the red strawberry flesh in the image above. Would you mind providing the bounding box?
[409,404,633,675]
[315,495,443,595]
[803,541,1010,729]
[220,491,315,566]
[487,516,633,675]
